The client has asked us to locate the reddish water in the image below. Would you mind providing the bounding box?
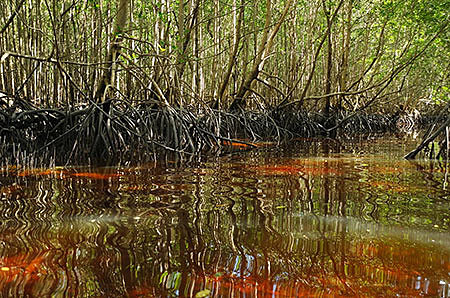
[0,135,449,297]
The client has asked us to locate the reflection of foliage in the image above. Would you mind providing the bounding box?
[0,138,449,296]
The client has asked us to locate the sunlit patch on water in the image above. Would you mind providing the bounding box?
[0,134,449,296]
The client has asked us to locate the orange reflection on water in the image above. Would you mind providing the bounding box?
[366,180,410,192]
[0,253,46,286]
[221,140,256,149]
[252,164,340,176]
[128,286,155,297]
[202,273,325,297]
[15,168,122,180]
[253,165,301,175]
[0,135,449,297]
[70,172,121,179]
[17,168,66,177]
[369,166,404,174]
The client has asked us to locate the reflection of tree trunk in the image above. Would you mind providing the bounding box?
[323,177,330,216]
[177,208,195,267]
[307,214,322,275]
[339,218,347,281]
[305,178,314,212]
[322,141,331,215]
[177,208,193,295]
[323,228,354,294]
[116,222,133,294]
[91,226,123,296]
[337,179,346,217]
[163,218,173,272]
[227,204,248,278]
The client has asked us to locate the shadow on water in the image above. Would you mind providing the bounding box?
[0,134,449,297]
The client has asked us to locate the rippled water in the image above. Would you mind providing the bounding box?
[0,134,449,297]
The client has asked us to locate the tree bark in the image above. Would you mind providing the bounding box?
[94,0,130,102]
[212,0,244,109]
[229,0,293,111]
[323,0,333,121]
[338,0,352,108]
[296,0,344,109]
[0,0,26,35]
[229,0,272,111]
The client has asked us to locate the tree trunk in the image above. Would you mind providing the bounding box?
[229,0,293,111]
[338,0,352,109]
[94,0,130,102]
[212,0,244,109]
[323,0,333,121]
[297,0,344,109]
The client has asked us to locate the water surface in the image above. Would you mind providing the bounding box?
[0,134,449,297]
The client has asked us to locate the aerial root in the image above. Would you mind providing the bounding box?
[1,99,409,166]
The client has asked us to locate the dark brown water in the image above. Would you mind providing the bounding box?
[0,134,449,297]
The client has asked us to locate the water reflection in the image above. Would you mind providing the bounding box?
[0,135,449,297]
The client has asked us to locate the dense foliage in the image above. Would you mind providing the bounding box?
[0,0,448,112]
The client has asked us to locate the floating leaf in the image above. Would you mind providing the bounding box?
[159,271,168,284]
[195,289,211,298]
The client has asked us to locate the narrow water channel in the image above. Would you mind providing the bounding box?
[0,134,449,297]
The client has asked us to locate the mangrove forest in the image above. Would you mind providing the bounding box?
[0,0,449,297]
[0,0,448,164]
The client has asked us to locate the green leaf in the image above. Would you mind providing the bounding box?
[195,289,211,298]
